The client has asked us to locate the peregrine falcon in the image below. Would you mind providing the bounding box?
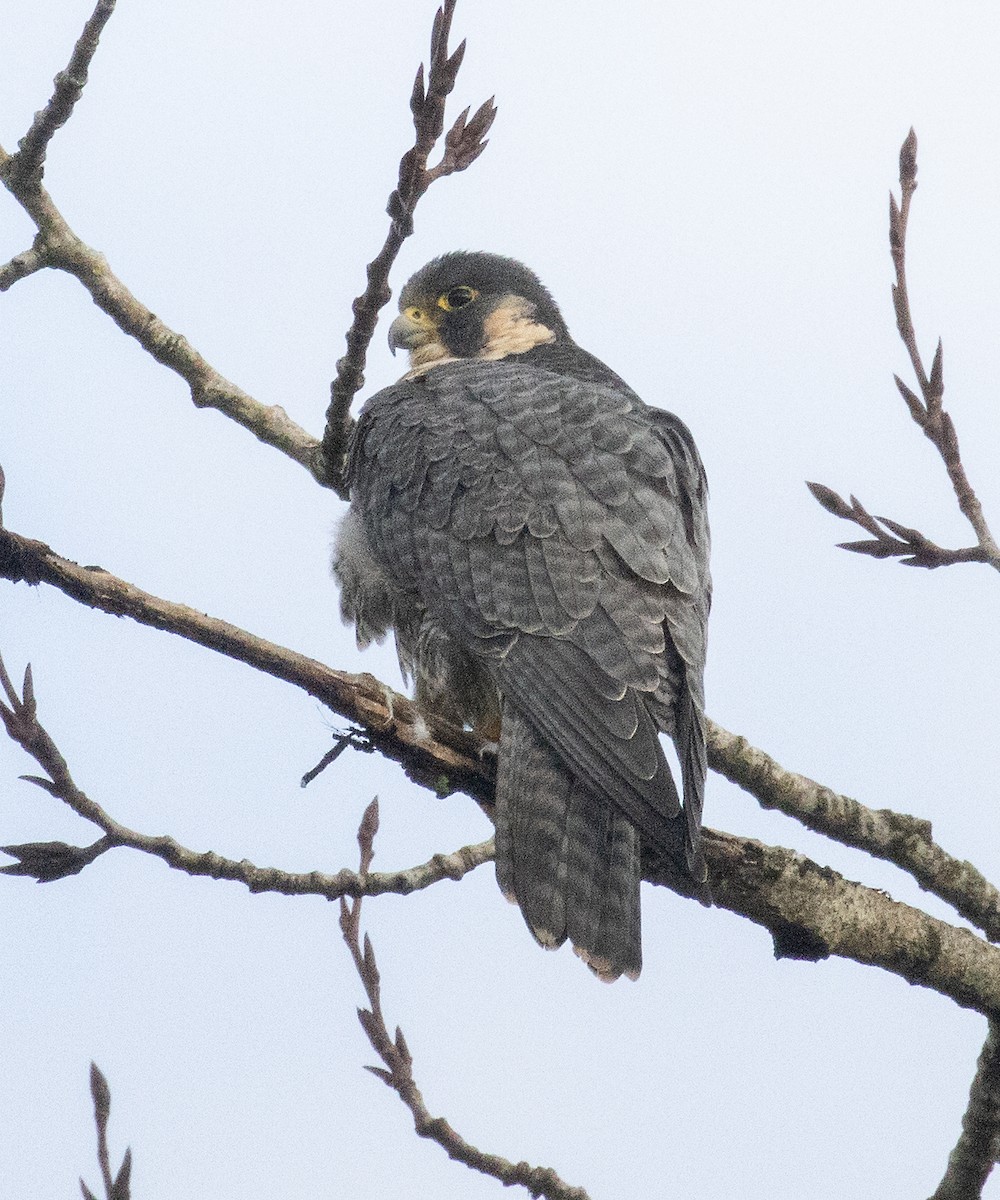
[333,252,710,981]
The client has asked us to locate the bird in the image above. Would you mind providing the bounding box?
[333,251,711,981]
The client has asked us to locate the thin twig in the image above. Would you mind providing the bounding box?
[7,0,118,190]
[810,130,1000,572]
[319,0,496,491]
[0,243,46,291]
[79,1062,132,1200]
[806,483,989,569]
[930,1020,1000,1199]
[340,798,593,1200]
[0,649,493,896]
[300,728,374,788]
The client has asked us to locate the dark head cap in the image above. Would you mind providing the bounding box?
[389,251,570,360]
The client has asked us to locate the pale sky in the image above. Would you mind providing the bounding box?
[3,3,1000,1197]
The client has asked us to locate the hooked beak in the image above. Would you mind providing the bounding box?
[388,310,436,356]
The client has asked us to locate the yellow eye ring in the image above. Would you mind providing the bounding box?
[438,285,479,311]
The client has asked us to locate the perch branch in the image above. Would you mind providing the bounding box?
[708,719,1000,943]
[4,590,1000,1016]
[0,647,492,899]
[319,0,496,490]
[809,130,1000,572]
[8,519,997,943]
[339,799,591,1200]
[0,524,490,800]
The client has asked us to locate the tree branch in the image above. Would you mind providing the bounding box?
[9,518,997,948]
[319,0,496,490]
[4,558,1000,1017]
[708,720,1000,942]
[697,830,1000,1017]
[0,650,492,899]
[338,797,588,1200]
[809,130,1000,572]
[6,0,118,191]
[930,1020,1000,1199]
[0,524,490,801]
[0,242,46,291]
[0,159,323,478]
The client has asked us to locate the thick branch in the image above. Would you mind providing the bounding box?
[339,800,590,1200]
[0,525,489,801]
[4,539,1000,1016]
[708,720,1000,942]
[698,830,1000,1016]
[930,1020,1000,1199]
[319,0,496,489]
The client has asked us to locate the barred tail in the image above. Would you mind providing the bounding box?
[494,705,642,982]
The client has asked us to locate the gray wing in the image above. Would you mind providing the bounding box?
[345,357,709,976]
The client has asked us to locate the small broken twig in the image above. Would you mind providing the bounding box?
[300,728,374,788]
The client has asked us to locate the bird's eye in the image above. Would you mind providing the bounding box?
[438,285,479,311]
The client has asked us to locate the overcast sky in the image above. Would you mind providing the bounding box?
[4,3,1000,1197]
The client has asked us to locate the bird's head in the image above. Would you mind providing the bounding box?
[388,251,571,371]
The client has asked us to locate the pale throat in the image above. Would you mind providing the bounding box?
[478,295,557,359]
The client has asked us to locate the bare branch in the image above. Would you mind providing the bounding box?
[0,150,322,482]
[0,650,494,897]
[0,3,495,495]
[0,243,46,291]
[700,829,1000,1017]
[319,0,497,490]
[6,0,118,190]
[707,720,1000,943]
[7,515,1000,934]
[0,524,492,800]
[7,523,1000,1010]
[5,632,1000,1017]
[340,800,592,1200]
[805,483,988,568]
[810,130,1000,572]
[930,1020,1000,1199]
